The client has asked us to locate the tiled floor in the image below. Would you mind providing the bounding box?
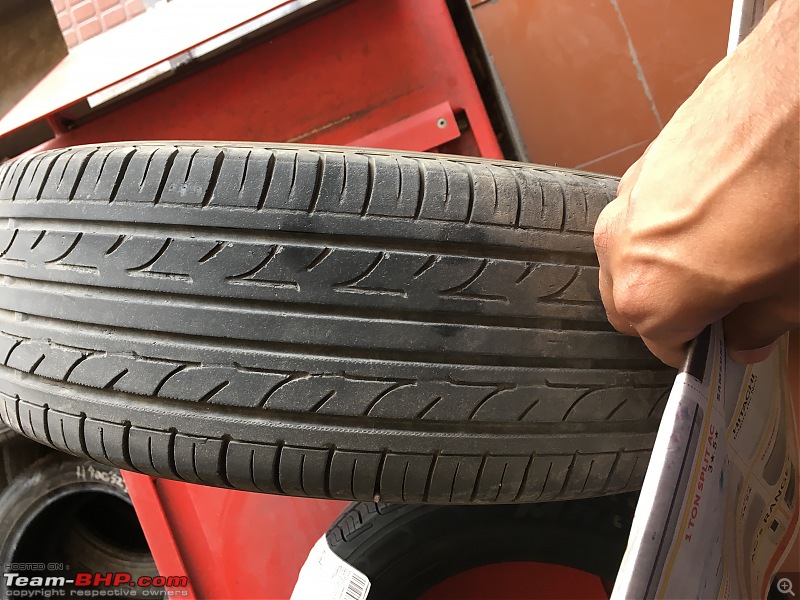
[474,0,732,176]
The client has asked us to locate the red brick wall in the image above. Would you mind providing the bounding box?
[51,0,146,48]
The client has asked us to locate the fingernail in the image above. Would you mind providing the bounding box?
[728,344,774,364]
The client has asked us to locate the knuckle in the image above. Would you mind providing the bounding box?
[605,308,632,335]
[612,272,655,328]
[593,215,614,256]
[593,226,609,256]
[594,198,627,259]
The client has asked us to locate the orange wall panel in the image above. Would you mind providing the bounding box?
[474,0,732,175]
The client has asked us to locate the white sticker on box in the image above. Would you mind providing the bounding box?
[291,536,371,600]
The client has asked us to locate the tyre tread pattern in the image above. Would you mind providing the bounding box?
[0,389,652,504]
[0,144,668,503]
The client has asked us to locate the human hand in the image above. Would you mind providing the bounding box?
[593,0,799,368]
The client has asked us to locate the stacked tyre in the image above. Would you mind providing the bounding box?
[303,493,638,599]
[0,428,160,597]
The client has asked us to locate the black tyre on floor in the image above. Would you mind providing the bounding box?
[0,423,50,490]
[0,143,674,503]
[326,494,636,599]
[0,453,159,596]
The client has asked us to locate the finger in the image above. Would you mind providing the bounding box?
[723,299,795,363]
[593,198,624,262]
[640,334,690,369]
[728,344,775,364]
[598,267,638,336]
[724,300,794,350]
[594,197,637,336]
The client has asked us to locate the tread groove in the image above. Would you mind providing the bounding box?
[416,396,442,419]
[423,451,439,502]
[43,232,83,265]
[558,453,578,497]
[201,151,225,207]
[103,368,129,389]
[0,229,18,257]
[104,235,126,256]
[255,152,276,211]
[469,454,488,503]
[465,163,476,224]
[349,457,358,499]
[197,380,229,403]
[3,338,23,365]
[512,454,535,501]
[99,426,110,462]
[248,448,256,488]
[0,298,640,369]
[308,154,325,214]
[323,445,333,498]
[516,400,540,422]
[153,364,188,396]
[197,241,226,264]
[6,274,620,334]
[41,404,54,447]
[29,230,46,251]
[273,441,285,494]
[579,459,595,494]
[12,157,34,200]
[5,216,602,265]
[256,373,304,409]
[238,151,252,195]
[64,353,93,382]
[68,149,100,201]
[127,238,171,273]
[412,161,425,220]
[494,462,508,502]
[361,156,375,217]
[310,390,337,413]
[536,462,553,501]
[449,462,459,503]
[600,451,622,494]
[468,385,515,420]
[363,381,414,416]
[153,149,180,205]
[227,245,277,280]
[122,421,134,470]
[411,255,437,279]
[77,413,88,456]
[219,435,232,487]
[374,449,387,502]
[109,150,136,202]
[305,247,332,271]
[28,354,46,374]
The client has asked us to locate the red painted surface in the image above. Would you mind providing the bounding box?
[12,0,502,161]
[78,1,505,598]
[418,563,609,600]
[123,475,198,599]
[124,473,346,599]
[0,0,295,137]
[350,102,460,153]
